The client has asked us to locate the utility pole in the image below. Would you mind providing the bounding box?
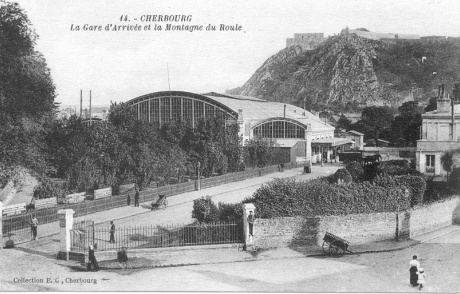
[80,89,82,118]
[89,90,92,126]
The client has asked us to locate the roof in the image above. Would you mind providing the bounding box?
[311,137,353,147]
[377,139,390,143]
[125,91,335,132]
[202,92,334,131]
[273,139,301,148]
[346,130,364,136]
[424,104,460,115]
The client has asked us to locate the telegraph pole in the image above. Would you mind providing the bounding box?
[80,89,82,118]
[89,90,92,126]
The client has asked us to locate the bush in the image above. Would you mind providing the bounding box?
[362,160,421,182]
[244,177,409,218]
[330,168,352,184]
[449,167,460,191]
[33,174,66,200]
[345,161,364,182]
[218,202,243,222]
[192,196,220,223]
[373,174,426,206]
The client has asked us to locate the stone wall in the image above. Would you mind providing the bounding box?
[254,196,460,249]
[404,196,460,238]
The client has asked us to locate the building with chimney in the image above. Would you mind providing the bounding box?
[416,85,460,175]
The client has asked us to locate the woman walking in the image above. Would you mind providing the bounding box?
[409,255,420,286]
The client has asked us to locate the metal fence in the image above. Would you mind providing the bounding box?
[62,162,304,218]
[71,221,243,252]
[2,208,58,237]
[3,161,305,234]
[70,219,95,252]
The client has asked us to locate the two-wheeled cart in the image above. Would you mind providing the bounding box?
[322,231,352,257]
[151,194,168,211]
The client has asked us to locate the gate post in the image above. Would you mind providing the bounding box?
[243,203,255,250]
[0,201,3,250]
[57,209,75,260]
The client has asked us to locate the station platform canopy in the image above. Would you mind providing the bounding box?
[311,137,353,147]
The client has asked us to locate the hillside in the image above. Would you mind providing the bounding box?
[228,34,460,112]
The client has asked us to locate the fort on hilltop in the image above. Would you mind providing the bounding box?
[340,27,420,40]
[286,33,326,50]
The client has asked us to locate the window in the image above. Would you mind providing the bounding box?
[426,155,435,173]
[252,120,305,139]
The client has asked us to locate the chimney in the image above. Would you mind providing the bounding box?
[237,109,243,122]
[437,84,451,113]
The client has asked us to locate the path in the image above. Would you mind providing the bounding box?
[2,172,37,206]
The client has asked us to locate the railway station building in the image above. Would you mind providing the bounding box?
[125,91,352,163]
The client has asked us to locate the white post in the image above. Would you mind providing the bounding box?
[243,203,255,250]
[58,209,75,260]
[0,201,3,250]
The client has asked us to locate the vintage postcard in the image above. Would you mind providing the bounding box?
[1,0,460,292]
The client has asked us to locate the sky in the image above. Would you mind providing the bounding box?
[13,0,460,107]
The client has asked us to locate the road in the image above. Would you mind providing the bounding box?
[2,228,460,292]
[93,165,340,228]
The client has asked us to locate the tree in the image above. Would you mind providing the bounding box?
[441,151,454,181]
[390,101,422,146]
[355,106,394,141]
[244,137,275,168]
[0,1,56,173]
[335,115,352,133]
[424,97,437,112]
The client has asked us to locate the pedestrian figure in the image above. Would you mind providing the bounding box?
[280,163,284,172]
[30,215,39,240]
[127,193,131,206]
[87,244,99,271]
[134,189,139,207]
[409,255,420,286]
[247,211,255,237]
[417,268,426,290]
[109,221,115,243]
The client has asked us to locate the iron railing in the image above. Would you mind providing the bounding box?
[71,221,243,252]
[2,208,58,237]
[4,162,305,234]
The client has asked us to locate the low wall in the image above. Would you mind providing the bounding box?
[2,203,26,216]
[404,196,460,238]
[35,198,57,209]
[94,187,112,200]
[254,196,460,248]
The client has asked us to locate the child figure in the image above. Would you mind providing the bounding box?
[417,268,426,290]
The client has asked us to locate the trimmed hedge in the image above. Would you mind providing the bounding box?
[243,178,409,218]
[372,174,426,206]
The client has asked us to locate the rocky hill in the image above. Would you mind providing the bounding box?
[227,34,460,112]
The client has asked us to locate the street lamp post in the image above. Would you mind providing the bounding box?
[195,161,201,191]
